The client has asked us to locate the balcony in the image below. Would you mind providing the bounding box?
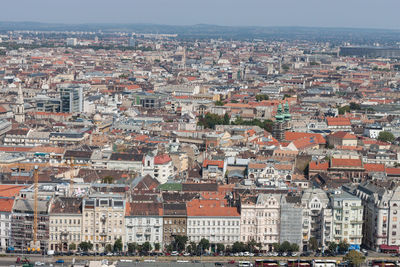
[100,231,107,237]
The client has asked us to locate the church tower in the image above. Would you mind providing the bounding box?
[14,84,25,123]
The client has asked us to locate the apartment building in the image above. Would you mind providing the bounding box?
[82,194,126,252]
[240,194,281,251]
[162,203,187,246]
[49,197,82,252]
[0,198,13,251]
[187,199,240,247]
[11,199,50,252]
[356,182,400,251]
[301,188,332,251]
[125,202,163,249]
[330,190,363,250]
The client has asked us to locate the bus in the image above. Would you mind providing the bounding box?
[371,260,398,267]
[287,260,312,267]
[255,259,280,267]
[313,259,337,267]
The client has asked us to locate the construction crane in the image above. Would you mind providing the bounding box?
[33,166,38,244]
[29,165,40,252]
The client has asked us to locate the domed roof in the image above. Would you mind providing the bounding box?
[93,114,102,122]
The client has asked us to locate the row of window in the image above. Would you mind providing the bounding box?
[188,220,239,226]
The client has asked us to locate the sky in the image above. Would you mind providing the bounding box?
[3,0,400,30]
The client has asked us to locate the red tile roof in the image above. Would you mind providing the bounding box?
[0,185,26,198]
[187,199,239,217]
[364,163,385,173]
[285,132,326,144]
[386,168,400,176]
[331,158,362,167]
[329,131,357,140]
[326,117,351,126]
[203,159,224,169]
[154,154,172,165]
[0,198,14,212]
[309,161,329,171]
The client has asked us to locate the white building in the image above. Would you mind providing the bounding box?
[240,194,282,251]
[142,154,174,184]
[329,190,363,250]
[301,188,332,251]
[187,199,240,247]
[0,199,12,252]
[125,203,163,250]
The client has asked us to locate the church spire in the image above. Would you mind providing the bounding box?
[14,84,25,123]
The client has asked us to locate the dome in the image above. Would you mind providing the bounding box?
[93,114,102,122]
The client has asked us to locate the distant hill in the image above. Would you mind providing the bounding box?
[1,21,400,43]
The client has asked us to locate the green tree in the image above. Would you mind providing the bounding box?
[223,113,230,125]
[271,243,280,252]
[154,243,160,251]
[378,131,395,143]
[338,240,349,253]
[246,239,257,252]
[289,243,299,252]
[102,175,114,184]
[215,100,224,106]
[279,241,291,252]
[283,94,291,100]
[338,105,350,115]
[127,242,138,254]
[309,237,318,251]
[173,235,188,252]
[69,243,76,251]
[198,238,210,251]
[232,242,246,253]
[141,242,152,253]
[349,102,361,110]
[113,238,123,252]
[256,94,269,101]
[343,250,365,267]
[282,64,290,71]
[78,241,93,252]
[328,242,337,253]
[216,243,225,253]
[105,244,113,252]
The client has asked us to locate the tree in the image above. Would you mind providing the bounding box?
[198,238,210,252]
[378,131,395,143]
[141,242,152,253]
[338,240,349,254]
[271,243,280,252]
[113,238,123,252]
[328,242,337,253]
[69,243,76,251]
[102,175,114,184]
[173,235,188,252]
[246,239,257,252]
[279,241,291,252]
[78,241,93,252]
[343,250,365,267]
[223,113,230,125]
[215,100,224,106]
[309,237,318,251]
[232,242,246,253]
[349,102,361,110]
[105,244,113,252]
[154,243,160,251]
[256,94,269,101]
[127,242,138,254]
[289,243,299,252]
[216,243,225,253]
[338,105,350,115]
[283,94,291,100]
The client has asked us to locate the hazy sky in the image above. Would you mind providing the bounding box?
[3,0,400,29]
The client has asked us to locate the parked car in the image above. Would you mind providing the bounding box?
[55,260,64,264]
[171,251,179,256]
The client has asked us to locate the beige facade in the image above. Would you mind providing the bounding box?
[82,194,125,252]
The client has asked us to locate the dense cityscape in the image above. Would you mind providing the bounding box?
[1,23,400,267]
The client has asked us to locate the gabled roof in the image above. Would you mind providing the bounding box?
[329,131,357,140]
[0,198,14,212]
[364,163,385,173]
[326,117,351,126]
[285,132,326,144]
[309,161,329,171]
[187,199,239,217]
[154,154,172,165]
[331,158,362,167]
[202,159,224,169]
